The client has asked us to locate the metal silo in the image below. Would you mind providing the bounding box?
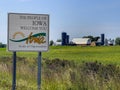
[101,34,105,45]
[62,32,67,45]
[66,35,69,45]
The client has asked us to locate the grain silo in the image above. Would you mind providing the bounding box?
[66,35,69,45]
[101,34,105,45]
[62,32,67,45]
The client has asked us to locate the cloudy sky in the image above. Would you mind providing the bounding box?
[0,0,120,43]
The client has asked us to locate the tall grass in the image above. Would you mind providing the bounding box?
[0,57,120,90]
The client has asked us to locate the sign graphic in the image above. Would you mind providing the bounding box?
[10,32,46,44]
[8,13,49,51]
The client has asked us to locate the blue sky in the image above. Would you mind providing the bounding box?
[0,0,120,43]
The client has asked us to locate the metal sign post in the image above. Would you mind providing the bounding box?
[38,52,42,90]
[12,52,17,90]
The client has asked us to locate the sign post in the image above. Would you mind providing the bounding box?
[8,13,49,90]
[38,52,42,90]
[12,52,16,90]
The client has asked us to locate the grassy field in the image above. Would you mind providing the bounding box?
[2,46,120,64]
[43,46,120,65]
[0,46,120,90]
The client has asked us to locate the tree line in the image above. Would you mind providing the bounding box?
[0,42,6,48]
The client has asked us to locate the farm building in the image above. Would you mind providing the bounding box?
[61,32,69,45]
[72,38,91,46]
[54,41,62,46]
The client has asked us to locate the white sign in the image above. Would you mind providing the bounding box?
[8,13,49,51]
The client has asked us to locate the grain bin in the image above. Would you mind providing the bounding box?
[66,35,69,45]
[101,34,105,45]
[62,32,67,45]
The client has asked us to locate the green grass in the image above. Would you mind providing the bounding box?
[0,46,120,90]
[3,46,120,64]
[43,46,120,65]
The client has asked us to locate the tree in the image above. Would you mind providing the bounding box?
[0,42,6,48]
[115,37,120,45]
[49,40,54,46]
[83,35,100,42]
[93,36,100,42]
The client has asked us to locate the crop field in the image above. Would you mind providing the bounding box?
[0,46,120,90]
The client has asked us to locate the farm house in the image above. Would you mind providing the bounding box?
[72,38,91,46]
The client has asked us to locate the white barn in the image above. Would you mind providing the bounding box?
[72,38,91,45]
[53,41,62,46]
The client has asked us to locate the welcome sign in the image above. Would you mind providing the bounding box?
[8,13,49,51]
